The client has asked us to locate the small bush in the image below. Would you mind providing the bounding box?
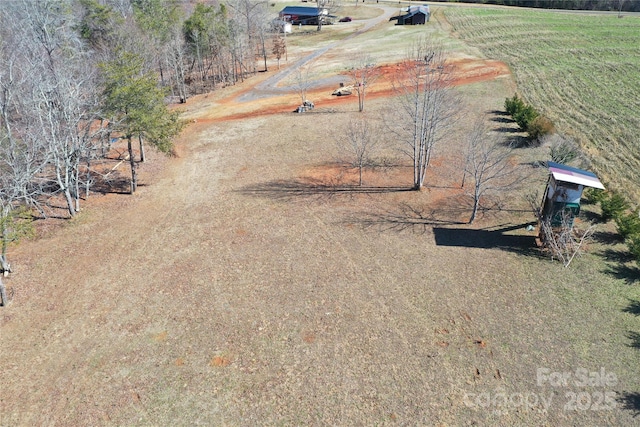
[514,104,539,131]
[549,137,578,164]
[628,236,640,268]
[528,115,555,141]
[505,94,525,116]
[583,188,606,205]
[600,192,630,222]
[615,209,640,240]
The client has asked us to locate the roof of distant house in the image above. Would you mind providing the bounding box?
[280,6,322,16]
[406,5,430,16]
[390,5,431,21]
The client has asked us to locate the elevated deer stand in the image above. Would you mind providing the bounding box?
[536,161,605,246]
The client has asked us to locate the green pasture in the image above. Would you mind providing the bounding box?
[444,7,640,203]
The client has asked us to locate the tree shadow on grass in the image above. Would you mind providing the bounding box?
[592,229,622,245]
[494,126,520,134]
[625,331,640,349]
[491,116,514,124]
[432,223,540,256]
[347,202,467,234]
[618,392,640,417]
[32,205,70,221]
[91,175,133,195]
[599,248,635,264]
[622,299,640,316]
[239,178,412,202]
[620,334,640,418]
[580,209,603,224]
[348,202,539,257]
[604,263,640,284]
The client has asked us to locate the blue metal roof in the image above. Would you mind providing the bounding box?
[547,161,605,189]
[547,161,599,179]
[280,6,321,16]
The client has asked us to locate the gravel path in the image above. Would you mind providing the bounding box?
[235,6,399,103]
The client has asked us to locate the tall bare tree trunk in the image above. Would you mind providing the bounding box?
[138,134,146,162]
[262,35,268,72]
[0,276,7,307]
[56,166,76,217]
[0,255,9,306]
[128,137,137,193]
[469,188,480,224]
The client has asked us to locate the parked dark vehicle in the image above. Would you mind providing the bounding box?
[339,16,352,22]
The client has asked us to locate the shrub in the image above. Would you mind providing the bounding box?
[583,188,606,205]
[514,104,539,131]
[628,236,640,268]
[600,192,630,222]
[615,209,640,240]
[505,94,525,116]
[549,137,579,164]
[527,115,555,141]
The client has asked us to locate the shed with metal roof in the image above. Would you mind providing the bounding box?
[540,161,604,227]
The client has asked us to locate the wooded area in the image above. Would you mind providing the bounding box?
[0,0,275,301]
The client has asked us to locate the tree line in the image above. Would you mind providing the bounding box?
[0,0,275,304]
[431,0,639,12]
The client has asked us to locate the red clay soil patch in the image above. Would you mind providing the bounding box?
[302,331,316,344]
[199,58,511,123]
[210,356,231,367]
[300,162,413,189]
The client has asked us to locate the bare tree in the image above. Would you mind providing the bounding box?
[0,1,103,218]
[538,211,596,268]
[392,37,457,190]
[0,252,8,305]
[0,32,49,215]
[547,134,581,165]
[337,116,381,186]
[616,0,627,17]
[526,192,596,268]
[463,116,522,224]
[20,0,102,216]
[0,205,33,306]
[293,65,313,107]
[0,42,40,305]
[166,28,189,102]
[229,0,269,74]
[272,34,286,70]
[316,0,339,31]
[350,54,379,113]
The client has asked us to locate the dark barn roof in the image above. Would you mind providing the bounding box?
[279,6,325,25]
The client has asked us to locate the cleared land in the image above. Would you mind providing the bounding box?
[443,6,640,203]
[1,4,639,426]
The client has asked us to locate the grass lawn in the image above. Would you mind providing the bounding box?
[1,4,639,426]
[443,6,640,203]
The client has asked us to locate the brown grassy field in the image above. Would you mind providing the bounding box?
[1,4,639,426]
